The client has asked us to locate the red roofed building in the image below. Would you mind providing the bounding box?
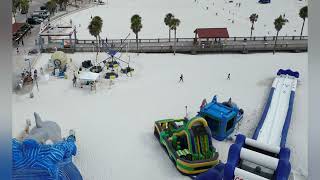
[12,23,24,34]
[194,28,229,39]
[193,28,230,46]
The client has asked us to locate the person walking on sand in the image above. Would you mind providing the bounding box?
[72,75,77,87]
[200,98,207,109]
[179,74,184,83]
[184,106,189,120]
[227,73,231,80]
[33,69,38,80]
[16,47,19,54]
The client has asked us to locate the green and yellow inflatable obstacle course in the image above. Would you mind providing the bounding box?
[154,117,219,175]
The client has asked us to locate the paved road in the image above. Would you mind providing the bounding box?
[12,0,94,89]
[12,0,47,89]
[14,0,47,24]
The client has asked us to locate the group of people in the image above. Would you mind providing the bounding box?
[21,69,37,82]
[235,2,241,7]
[18,68,40,89]
[72,71,96,91]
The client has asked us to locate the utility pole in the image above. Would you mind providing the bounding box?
[25,58,31,73]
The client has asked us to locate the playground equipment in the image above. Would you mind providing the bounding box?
[48,51,69,77]
[12,112,82,180]
[93,34,134,79]
[196,69,299,180]
[198,96,244,141]
[82,60,93,69]
[154,117,219,175]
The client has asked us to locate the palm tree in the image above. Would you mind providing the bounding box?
[12,0,20,22]
[95,16,103,46]
[56,0,63,10]
[88,16,103,61]
[130,14,142,53]
[164,13,174,42]
[170,18,180,55]
[63,0,69,10]
[57,0,68,10]
[299,6,308,38]
[15,0,22,12]
[46,0,57,16]
[20,0,29,18]
[249,13,258,39]
[273,15,288,54]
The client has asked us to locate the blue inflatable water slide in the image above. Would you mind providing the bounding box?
[197,69,299,180]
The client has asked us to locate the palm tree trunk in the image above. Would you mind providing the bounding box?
[273,31,279,55]
[169,28,171,42]
[96,36,99,62]
[136,33,139,54]
[250,23,254,39]
[174,29,176,55]
[98,35,101,52]
[300,19,305,39]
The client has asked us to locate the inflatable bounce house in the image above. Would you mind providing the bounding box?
[198,95,244,141]
[154,117,219,175]
[196,69,299,180]
[48,51,69,78]
[12,112,82,180]
[259,0,270,4]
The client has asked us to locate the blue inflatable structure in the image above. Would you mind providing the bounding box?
[12,112,82,180]
[12,135,82,180]
[198,95,244,141]
[196,69,299,180]
[223,135,291,180]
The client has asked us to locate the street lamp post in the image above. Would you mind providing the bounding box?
[25,58,31,73]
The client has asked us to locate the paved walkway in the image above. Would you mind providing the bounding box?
[50,37,306,54]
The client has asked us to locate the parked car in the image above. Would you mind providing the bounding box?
[35,9,49,13]
[21,9,28,14]
[31,15,44,22]
[34,10,50,18]
[27,17,41,25]
[28,49,39,55]
[40,5,48,11]
[32,12,48,20]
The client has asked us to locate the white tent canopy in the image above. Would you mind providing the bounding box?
[78,72,100,81]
